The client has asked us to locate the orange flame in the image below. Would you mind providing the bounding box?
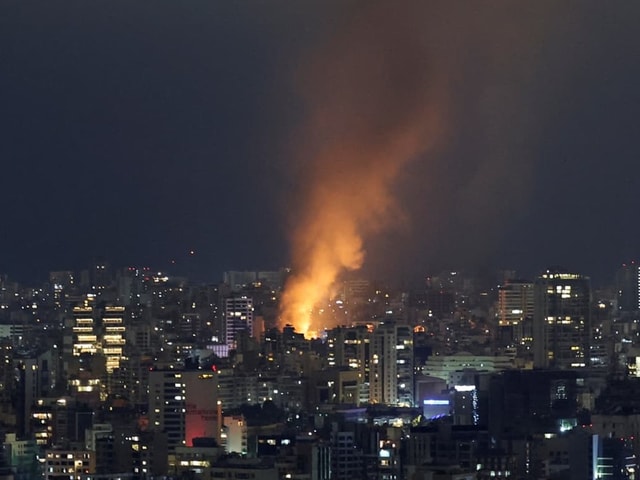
[279,2,445,337]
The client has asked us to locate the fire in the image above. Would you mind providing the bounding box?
[278,1,445,337]
[280,133,436,337]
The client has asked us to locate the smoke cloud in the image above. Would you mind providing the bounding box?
[275,1,600,334]
[278,2,446,336]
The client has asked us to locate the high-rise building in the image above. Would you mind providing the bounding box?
[64,304,128,398]
[327,325,371,404]
[49,271,75,308]
[148,369,218,454]
[224,296,254,350]
[69,305,98,357]
[331,431,362,480]
[44,449,94,479]
[533,268,591,369]
[497,280,534,346]
[100,306,128,399]
[101,306,126,374]
[616,262,640,314]
[369,322,413,406]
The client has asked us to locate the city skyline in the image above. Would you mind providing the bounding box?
[2,2,640,287]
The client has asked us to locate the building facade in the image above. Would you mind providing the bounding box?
[617,262,640,315]
[533,268,591,369]
[224,296,254,350]
[148,369,219,455]
[497,280,534,346]
[369,322,413,406]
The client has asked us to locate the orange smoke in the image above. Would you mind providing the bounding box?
[279,2,446,336]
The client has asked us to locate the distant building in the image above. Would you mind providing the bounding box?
[148,369,219,454]
[101,306,126,375]
[485,369,579,438]
[535,428,596,480]
[223,270,286,291]
[0,322,27,342]
[222,415,247,455]
[405,423,490,474]
[85,424,115,475]
[49,271,75,308]
[308,368,360,406]
[69,305,99,358]
[44,448,94,479]
[112,429,167,479]
[496,280,534,346]
[369,322,413,406]
[4,433,38,480]
[421,353,515,387]
[326,325,370,403]
[617,262,640,314]
[330,431,362,480]
[174,442,223,479]
[210,457,278,480]
[533,268,591,369]
[224,296,254,350]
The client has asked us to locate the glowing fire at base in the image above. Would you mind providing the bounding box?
[278,221,364,337]
[279,272,337,338]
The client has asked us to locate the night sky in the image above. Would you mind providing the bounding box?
[1,1,639,286]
